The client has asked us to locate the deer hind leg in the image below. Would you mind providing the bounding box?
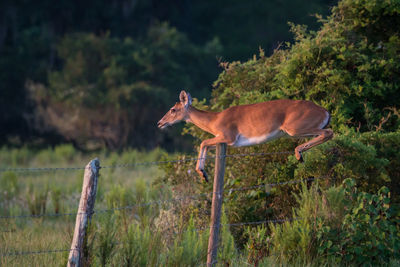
[196,136,233,182]
[286,128,333,162]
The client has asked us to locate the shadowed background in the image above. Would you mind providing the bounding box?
[0,0,336,151]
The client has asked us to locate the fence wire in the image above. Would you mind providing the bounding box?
[0,151,293,174]
[0,175,328,220]
[1,248,75,257]
[0,150,327,260]
[0,218,293,257]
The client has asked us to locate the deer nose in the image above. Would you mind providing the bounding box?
[157,120,163,128]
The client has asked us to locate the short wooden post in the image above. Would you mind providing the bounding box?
[207,143,227,267]
[68,158,100,267]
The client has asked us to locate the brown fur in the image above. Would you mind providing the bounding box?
[158,91,333,182]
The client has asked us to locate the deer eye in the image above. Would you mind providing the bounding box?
[171,108,176,113]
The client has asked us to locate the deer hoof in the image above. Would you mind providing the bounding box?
[295,151,304,163]
[197,169,209,183]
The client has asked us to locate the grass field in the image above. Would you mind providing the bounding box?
[0,145,179,266]
[1,144,399,266]
[0,145,249,266]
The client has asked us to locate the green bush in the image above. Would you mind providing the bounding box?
[54,144,77,162]
[267,179,400,265]
[317,179,400,265]
[28,22,221,150]
[244,225,270,265]
[0,147,32,167]
[208,0,400,133]
[162,131,400,249]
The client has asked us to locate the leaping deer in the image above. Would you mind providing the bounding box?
[158,91,333,182]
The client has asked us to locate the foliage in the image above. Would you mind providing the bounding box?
[208,0,400,133]
[163,0,400,252]
[95,214,117,266]
[161,216,208,266]
[244,225,270,265]
[28,22,220,150]
[267,179,400,265]
[115,223,162,266]
[0,0,334,148]
[2,0,400,265]
[317,179,400,265]
[162,130,400,249]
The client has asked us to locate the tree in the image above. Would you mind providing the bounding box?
[29,23,221,149]
[209,0,400,133]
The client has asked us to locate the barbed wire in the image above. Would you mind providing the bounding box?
[1,248,75,257]
[228,176,329,193]
[0,211,78,220]
[0,217,293,257]
[0,166,86,173]
[0,151,293,174]
[0,175,327,220]
[225,218,295,227]
[0,151,324,261]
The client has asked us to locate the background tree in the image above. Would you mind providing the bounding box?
[0,0,335,149]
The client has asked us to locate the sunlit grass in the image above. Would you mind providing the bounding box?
[0,145,169,265]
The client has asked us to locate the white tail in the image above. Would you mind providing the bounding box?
[158,91,333,182]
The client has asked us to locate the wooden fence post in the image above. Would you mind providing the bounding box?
[207,143,227,267]
[68,158,100,267]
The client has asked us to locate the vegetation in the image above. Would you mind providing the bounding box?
[208,0,400,133]
[1,0,400,266]
[0,145,238,266]
[161,0,400,265]
[0,0,335,150]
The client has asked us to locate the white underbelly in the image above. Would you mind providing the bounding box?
[231,130,287,147]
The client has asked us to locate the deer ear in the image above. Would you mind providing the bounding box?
[179,90,192,108]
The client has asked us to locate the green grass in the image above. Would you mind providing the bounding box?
[2,145,399,266]
[0,145,238,266]
[0,145,170,266]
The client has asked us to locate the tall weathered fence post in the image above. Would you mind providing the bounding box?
[68,158,100,267]
[207,143,227,267]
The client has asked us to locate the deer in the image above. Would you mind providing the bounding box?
[158,91,333,182]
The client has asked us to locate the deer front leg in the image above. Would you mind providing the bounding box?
[196,142,210,182]
[195,136,233,182]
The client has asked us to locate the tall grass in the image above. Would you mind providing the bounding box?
[0,145,241,266]
[0,145,167,266]
[4,145,397,266]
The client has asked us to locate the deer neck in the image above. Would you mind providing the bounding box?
[186,106,218,135]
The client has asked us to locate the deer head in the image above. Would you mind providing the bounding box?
[158,91,192,129]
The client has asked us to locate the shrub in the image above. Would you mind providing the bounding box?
[161,131,400,248]
[114,223,162,266]
[209,0,400,133]
[54,144,77,162]
[317,179,400,265]
[267,179,400,265]
[162,216,208,266]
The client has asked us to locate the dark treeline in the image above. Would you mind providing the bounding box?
[0,0,336,150]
